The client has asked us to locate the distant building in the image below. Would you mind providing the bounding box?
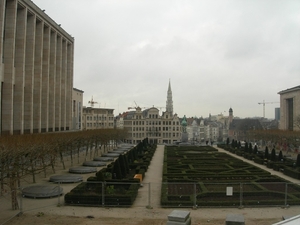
[185,108,233,143]
[122,81,181,144]
[278,85,300,131]
[82,107,114,130]
[115,113,125,129]
[186,117,205,143]
[204,121,220,143]
[72,88,84,130]
[0,0,74,134]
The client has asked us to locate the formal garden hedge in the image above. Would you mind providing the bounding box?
[218,141,300,180]
[161,145,300,207]
[65,138,157,206]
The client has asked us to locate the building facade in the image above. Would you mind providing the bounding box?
[278,85,300,131]
[82,107,114,130]
[0,0,74,134]
[123,106,182,144]
[121,81,181,144]
[72,88,84,130]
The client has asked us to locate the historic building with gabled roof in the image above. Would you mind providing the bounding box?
[121,81,181,144]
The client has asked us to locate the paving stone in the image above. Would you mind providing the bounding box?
[226,214,245,225]
[166,217,191,225]
[168,210,190,222]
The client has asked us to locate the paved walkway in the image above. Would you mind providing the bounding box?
[133,144,164,208]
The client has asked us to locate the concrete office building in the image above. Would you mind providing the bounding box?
[0,0,74,134]
[278,85,300,131]
[82,107,115,130]
[72,88,84,130]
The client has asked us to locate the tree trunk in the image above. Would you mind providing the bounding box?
[10,173,19,210]
[50,155,56,173]
[30,159,36,183]
[70,147,73,166]
[59,151,66,170]
[77,146,80,164]
[41,157,47,178]
[90,143,93,160]
[85,144,89,162]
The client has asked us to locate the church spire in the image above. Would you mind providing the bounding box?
[166,79,173,115]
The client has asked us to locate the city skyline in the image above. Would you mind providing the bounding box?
[33,0,300,119]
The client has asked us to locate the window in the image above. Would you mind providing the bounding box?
[287,98,294,131]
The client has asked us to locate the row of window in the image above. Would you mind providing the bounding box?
[132,127,180,131]
[132,132,180,138]
[84,116,114,121]
[83,122,114,127]
[132,121,179,126]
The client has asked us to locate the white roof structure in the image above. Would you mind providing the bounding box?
[272,215,300,225]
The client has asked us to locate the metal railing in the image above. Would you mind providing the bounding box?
[1,181,300,224]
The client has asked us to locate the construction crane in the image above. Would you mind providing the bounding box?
[258,100,279,118]
[88,96,98,107]
[128,101,139,110]
[128,106,148,110]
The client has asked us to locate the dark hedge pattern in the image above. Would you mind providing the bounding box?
[161,145,300,207]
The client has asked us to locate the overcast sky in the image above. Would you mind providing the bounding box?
[33,0,300,119]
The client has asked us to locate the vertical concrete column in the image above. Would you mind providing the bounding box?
[48,30,56,132]
[0,0,4,134]
[66,42,74,131]
[33,19,43,133]
[24,12,35,134]
[55,35,62,131]
[60,39,67,131]
[41,25,50,132]
[0,0,4,67]
[2,0,17,135]
[13,6,26,134]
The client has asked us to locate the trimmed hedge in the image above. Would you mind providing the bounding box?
[161,145,300,207]
[65,138,156,207]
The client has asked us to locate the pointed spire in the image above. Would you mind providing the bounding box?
[166,79,173,115]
